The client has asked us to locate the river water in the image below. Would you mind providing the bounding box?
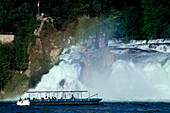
[1,101,170,112]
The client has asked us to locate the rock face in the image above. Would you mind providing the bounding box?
[24,19,64,88]
[50,48,63,65]
[25,38,43,76]
[25,37,63,73]
[34,17,54,36]
[77,32,114,85]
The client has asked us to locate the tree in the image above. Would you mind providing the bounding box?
[103,9,125,39]
[0,6,7,33]
[142,0,169,39]
[0,44,15,89]
[122,6,143,39]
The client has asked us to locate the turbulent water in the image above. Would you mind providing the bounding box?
[29,39,170,102]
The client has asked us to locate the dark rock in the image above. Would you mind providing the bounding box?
[64,49,71,54]
[59,79,66,87]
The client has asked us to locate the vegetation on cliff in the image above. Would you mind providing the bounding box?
[27,20,65,88]
[0,0,169,98]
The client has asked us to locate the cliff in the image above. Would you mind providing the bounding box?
[25,18,65,88]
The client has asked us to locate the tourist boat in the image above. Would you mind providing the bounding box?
[16,90,102,106]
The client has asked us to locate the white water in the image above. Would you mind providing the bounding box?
[108,39,170,53]
[30,40,170,101]
[32,46,85,91]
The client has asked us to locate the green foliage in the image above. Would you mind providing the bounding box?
[0,44,15,89]
[141,0,169,39]
[3,71,29,98]
[0,42,29,90]
[41,21,54,36]
[0,1,37,92]
[75,15,107,42]
[29,63,51,88]
[1,0,169,39]
[122,6,143,39]
[103,9,125,39]
[0,44,15,70]
[0,6,7,33]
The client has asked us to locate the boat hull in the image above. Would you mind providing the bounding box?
[30,98,102,106]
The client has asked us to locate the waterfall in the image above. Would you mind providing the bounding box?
[30,40,170,101]
[32,46,85,91]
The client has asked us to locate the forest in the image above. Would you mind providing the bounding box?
[0,0,169,94]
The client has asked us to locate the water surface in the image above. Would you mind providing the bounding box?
[1,101,170,112]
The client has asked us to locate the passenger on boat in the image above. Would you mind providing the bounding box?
[48,97,50,100]
[27,97,30,100]
[41,98,44,102]
[71,94,74,99]
[19,97,22,102]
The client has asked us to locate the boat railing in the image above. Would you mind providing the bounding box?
[25,90,101,101]
[88,93,98,99]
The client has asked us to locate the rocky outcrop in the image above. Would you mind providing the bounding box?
[24,19,64,88]
[24,36,63,87]
[50,49,62,65]
[34,17,54,36]
[77,32,114,85]
[24,38,43,76]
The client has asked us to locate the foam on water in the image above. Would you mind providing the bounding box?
[109,39,170,53]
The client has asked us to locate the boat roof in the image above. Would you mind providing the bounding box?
[26,91,88,93]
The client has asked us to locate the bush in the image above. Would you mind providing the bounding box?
[3,71,29,98]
